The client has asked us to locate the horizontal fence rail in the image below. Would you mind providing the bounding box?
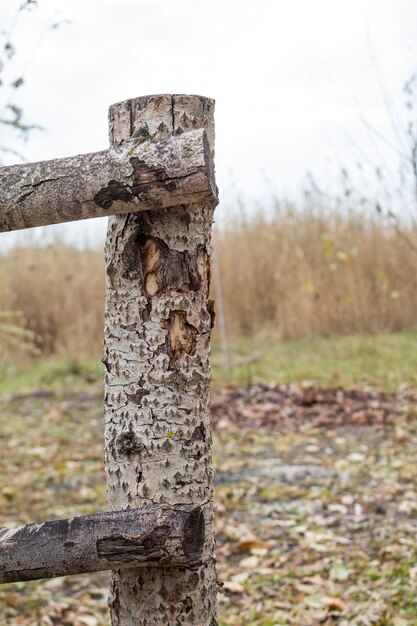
[0,504,205,583]
[0,129,216,233]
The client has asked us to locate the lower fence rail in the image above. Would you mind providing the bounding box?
[0,504,205,584]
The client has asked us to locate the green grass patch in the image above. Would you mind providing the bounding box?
[211,330,417,390]
[1,330,417,394]
[0,358,103,394]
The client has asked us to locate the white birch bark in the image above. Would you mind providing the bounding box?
[104,94,218,625]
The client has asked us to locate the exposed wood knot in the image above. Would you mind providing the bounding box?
[190,423,206,443]
[126,388,149,405]
[94,158,170,212]
[94,179,131,210]
[121,230,204,295]
[129,156,176,200]
[97,524,170,563]
[142,524,171,550]
[115,424,144,458]
[155,170,167,182]
[98,523,174,563]
[138,235,202,296]
[165,180,177,192]
[207,299,216,329]
[164,310,198,368]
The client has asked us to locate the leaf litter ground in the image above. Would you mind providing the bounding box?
[1,382,417,625]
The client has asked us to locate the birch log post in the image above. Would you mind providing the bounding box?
[104,95,218,625]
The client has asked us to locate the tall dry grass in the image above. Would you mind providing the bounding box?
[0,241,104,358]
[1,203,417,359]
[215,203,417,339]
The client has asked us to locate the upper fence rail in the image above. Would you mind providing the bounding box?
[0,127,216,233]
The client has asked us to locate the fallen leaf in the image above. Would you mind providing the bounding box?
[321,597,346,612]
[223,581,245,594]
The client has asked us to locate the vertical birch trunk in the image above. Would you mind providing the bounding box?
[104,94,218,625]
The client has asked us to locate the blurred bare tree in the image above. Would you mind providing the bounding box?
[0,0,42,162]
[0,0,69,162]
[350,71,417,253]
[0,0,68,360]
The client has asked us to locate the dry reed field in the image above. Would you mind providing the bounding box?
[0,242,104,358]
[215,205,417,339]
[1,204,417,360]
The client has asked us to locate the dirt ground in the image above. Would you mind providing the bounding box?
[1,382,417,625]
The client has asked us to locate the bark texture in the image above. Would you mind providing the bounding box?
[0,130,216,233]
[104,94,218,625]
[0,505,204,584]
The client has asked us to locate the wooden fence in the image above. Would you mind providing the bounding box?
[0,94,219,626]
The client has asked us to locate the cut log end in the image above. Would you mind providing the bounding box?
[183,505,206,567]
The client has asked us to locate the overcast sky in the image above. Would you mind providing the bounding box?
[0,0,415,247]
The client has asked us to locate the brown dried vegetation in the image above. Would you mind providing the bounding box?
[215,205,417,339]
[0,241,104,358]
[2,204,417,359]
